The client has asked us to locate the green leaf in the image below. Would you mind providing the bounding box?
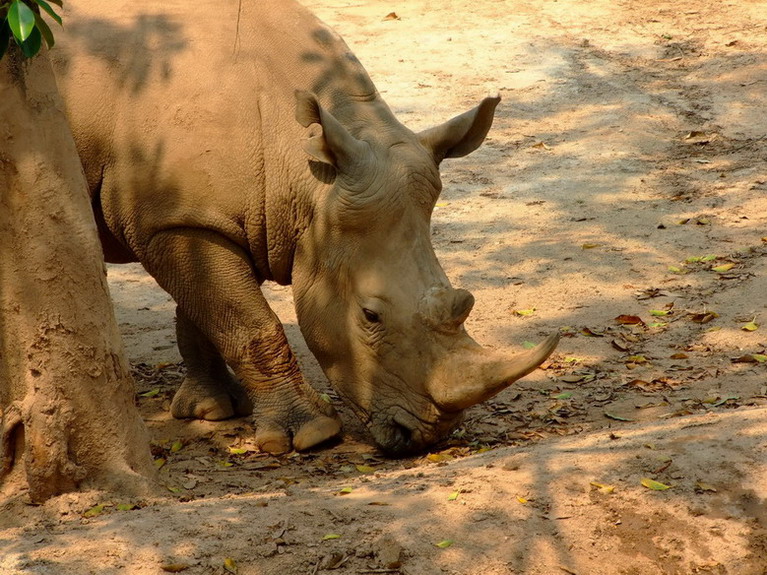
[554,392,573,400]
[522,341,537,350]
[82,504,105,518]
[31,0,62,25]
[701,254,717,262]
[753,354,767,363]
[435,539,454,548]
[649,309,670,316]
[170,440,184,453]
[641,478,671,491]
[42,0,62,6]
[140,388,160,398]
[34,13,54,49]
[8,1,35,42]
[322,533,341,541]
[0,22,10,60]
[21,30,43,59]
[116,503,137,511]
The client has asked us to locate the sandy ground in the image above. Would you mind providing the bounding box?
[3,0,767,573]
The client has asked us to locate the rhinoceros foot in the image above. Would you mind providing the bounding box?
[252,393,342,454]
[170,376,254,421]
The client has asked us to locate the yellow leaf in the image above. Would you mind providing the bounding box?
[514,308,536,317]
[649,310,670,316]
[695,482,718,493]
[742,322,759,332]
[641,478,671,491]
[161,564,191,573]
[517,496,528,504]
[117,503,137,511]
[590,482,615,494]
[223,557,238,574]
[154,458,167,470]
[448,491,460,501]
[435,539,454,548]
[170,440,184,453]
[712,263,735,273]
[355,465,375,474]
[581,243,601,249]
[322,534,341,541]
[338,487,353,495]
[228,447,248,455]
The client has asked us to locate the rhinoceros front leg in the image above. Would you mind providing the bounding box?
[144,228,342,454]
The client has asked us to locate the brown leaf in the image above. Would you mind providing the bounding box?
[689,312,719,324]
[615,315,644,325]
[581,327,605,337]
[382,12,400,20]
[611,339,630,352]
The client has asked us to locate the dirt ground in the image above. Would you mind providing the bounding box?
[3,0,767,573]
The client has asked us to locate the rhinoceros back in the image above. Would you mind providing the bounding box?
[51,0,376,275]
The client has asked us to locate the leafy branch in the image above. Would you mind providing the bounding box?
[0,0,62,60]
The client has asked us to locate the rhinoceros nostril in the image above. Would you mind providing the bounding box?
[393,421,412,446]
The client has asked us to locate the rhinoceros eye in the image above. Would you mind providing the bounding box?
[362,308,381,323]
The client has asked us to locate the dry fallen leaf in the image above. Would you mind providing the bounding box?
[641,478,671,491]
[514,308,536,317]
[590,482,615,494]
[615,314,644,325]
[161,564,191,573]
[382,11,400,20]
[223,558,238,574]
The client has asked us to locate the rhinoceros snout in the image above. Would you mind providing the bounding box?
[371,410,464,456]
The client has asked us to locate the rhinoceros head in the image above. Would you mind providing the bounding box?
[292,92,559,455]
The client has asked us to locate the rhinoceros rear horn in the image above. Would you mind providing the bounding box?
[417,95,501,164]
[295,90,368,171]
[428,332,560,412]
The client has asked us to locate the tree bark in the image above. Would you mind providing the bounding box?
[0,49,155,502]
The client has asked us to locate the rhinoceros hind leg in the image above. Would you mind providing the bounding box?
[170,307,253,421]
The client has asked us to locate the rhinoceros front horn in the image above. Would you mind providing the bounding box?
[427,332,560,412]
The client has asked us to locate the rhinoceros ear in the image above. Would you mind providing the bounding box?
[417,95,501,164]
[295,90,368,170]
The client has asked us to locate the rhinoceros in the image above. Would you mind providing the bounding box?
[52,0,559,455]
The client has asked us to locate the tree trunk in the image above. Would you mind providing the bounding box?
[0,49,155,502]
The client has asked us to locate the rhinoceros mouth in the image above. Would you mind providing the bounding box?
[369,408,464,456]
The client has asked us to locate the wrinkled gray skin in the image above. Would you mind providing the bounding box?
[52,0,559,455]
